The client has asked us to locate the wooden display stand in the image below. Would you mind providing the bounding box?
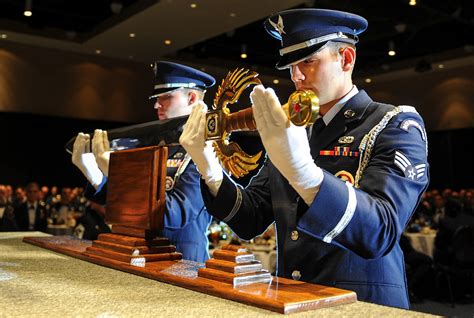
[23,145,357,314]
[84,146,182,266]
[198,244,272,286]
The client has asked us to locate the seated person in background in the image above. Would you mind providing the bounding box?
[0,184,18,231]
[400,234,434,302]
[71,61,214,263]
[50,187,76,226]
[180,9,429,308]
[434,197,474,265]
[73,200,111,240]
[14,182,48,232]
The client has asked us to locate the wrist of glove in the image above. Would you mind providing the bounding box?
[72,133,104,189]
[250,85,323,205]
[179,102,223,196]
[92,129,112,177]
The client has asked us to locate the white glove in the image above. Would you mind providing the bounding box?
[179,101,223,196]
[250,85,324,205]
[71,133,104,189]
[92,129,112,177]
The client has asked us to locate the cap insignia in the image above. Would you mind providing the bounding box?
[269,15,286,36]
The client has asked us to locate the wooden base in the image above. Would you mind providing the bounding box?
[23,235,357,314]
[84,232,182,266]
[199,244,271,286]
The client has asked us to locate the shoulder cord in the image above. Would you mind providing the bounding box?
[354,106,419,188]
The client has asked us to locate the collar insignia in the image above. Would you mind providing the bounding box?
[338,136,355,144]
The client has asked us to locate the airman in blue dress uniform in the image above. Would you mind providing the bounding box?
[73,61,214,262]
[180,9,429,308]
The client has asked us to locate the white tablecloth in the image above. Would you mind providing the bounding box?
[405,232,436,258]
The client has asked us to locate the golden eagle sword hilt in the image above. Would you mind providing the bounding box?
[205,68,319,178]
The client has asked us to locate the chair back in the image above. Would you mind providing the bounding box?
[452,225,474,266]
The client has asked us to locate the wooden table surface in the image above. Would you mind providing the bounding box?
[0,232,438,317]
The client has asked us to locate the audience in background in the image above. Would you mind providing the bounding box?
[73,200,111,240]
[14,182,48,232]
[0,185,17,231]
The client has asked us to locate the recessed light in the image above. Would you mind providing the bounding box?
[95,49,102,54]
[365,78,372,83]
[438,64,444,69]
[273,79,279,84]
[0,34,7,39]
[190,3,197,8]
[129,33,135,38]
[164,39,172,45]
[24,10,32,17]
[409,0,416,6]
[240,53,247,59]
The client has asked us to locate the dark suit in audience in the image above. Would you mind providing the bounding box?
[0,204,18,231]
[14,201,48,232]
[0,185,18,231]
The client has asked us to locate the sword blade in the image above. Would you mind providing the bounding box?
[64,115,189,154]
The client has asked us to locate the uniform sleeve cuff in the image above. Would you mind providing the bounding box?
[298,171,355,242]
[200,174,240,221]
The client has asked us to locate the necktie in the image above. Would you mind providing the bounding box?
[309,118,325,157]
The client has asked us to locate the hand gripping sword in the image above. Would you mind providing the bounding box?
[205,68,319,178]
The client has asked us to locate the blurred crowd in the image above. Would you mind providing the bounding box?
[402,188,474,303]
[0,182,110,239]
[408,188,474,231]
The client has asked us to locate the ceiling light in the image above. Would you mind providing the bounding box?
[129,33,135,38]
[437,64,444,69]
[240,44,247,59]
[388,41,396,56]
[95,49,102,54]
[24,0,33,17]
[229,13,236,18]
[365,78,372,83]
[190,3,197,8]
[273,79,279,84]
[164,39,172,45]
[1,34,7,39]
[409,0,416,6]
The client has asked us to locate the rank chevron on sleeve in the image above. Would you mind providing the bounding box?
[394,150,426,180]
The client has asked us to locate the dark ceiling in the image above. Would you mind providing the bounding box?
[0,0,472,77]
[172,0,474,76]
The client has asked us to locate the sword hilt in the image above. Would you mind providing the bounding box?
[205,89,319,140]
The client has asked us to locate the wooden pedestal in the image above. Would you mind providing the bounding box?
[198,244,272,286]
[84,232,182,267]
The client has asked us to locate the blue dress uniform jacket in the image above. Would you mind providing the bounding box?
[87,145,212,263]
[201,90,429,309]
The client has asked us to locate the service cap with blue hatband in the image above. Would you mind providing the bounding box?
[149,61,216,99]
[264,8,368,70]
